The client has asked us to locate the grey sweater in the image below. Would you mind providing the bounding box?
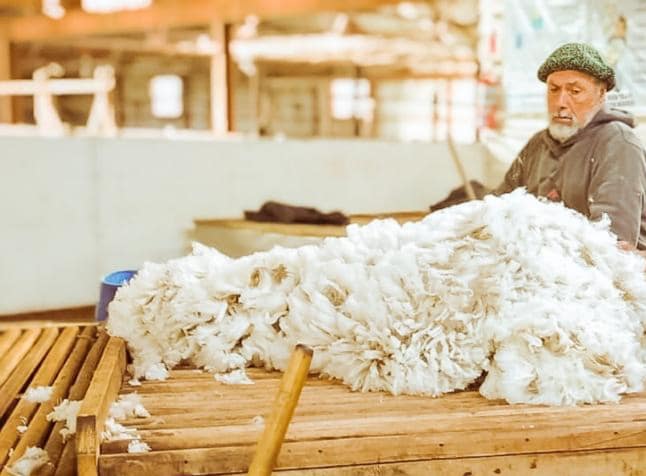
[495,107,646,249]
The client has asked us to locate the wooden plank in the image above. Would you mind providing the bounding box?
[278,447,646,475]
[98,373,646,475]
[100,414,646,468]
[192,219,347,238]
[121,398,646,433]
[0,321,95,331]
[5,0,403,41]
[118,382,646,421]
[47,332,109,476]
[34,327,102,476]
[66,329,108,402]
[0,78,115,96]
[0,327,59,421]
[0,328,21,358]
[99,444,646,476]
[0,327,78,466]
[0,306,94,326]
[76,336,126,476]
[52,441,76,476]
[95,357,646,475]
[0,328,41,387]
[0,326,91,476]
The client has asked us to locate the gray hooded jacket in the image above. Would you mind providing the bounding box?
[495,107,646,249]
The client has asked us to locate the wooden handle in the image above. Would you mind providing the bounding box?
[447,136,477,201]
[248,344,313,475]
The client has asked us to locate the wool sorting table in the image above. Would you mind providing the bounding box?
[98,341,646,475]
[2,326,646,475]
[192,212,427,258]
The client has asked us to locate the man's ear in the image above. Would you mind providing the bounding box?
[598,86,607,104]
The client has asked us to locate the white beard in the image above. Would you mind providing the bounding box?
[548,103,603,143]
[548,122,580,143]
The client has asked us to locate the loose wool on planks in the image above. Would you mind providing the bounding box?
[107,190,646,406]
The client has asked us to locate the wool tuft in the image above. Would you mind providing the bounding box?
[23,386,53,403]
[108,393,151,420]
[6,447,49,476]
[127,439,151,453]
[214,369,254,385]
[101,393,151,442]
[46,400,82,440]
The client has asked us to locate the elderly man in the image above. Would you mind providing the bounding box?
[495,42,646,250]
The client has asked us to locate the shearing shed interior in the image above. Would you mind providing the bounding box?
[1,1,646,475]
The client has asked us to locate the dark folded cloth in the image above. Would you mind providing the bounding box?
[245,201,349,225]
[429,180,489,212]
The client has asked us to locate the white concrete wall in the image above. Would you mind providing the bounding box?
[0,136,500,314]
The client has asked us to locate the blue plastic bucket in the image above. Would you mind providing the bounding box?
[95,270,137,321]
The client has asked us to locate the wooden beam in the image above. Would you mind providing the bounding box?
[0,0,40,16]
[5,0,402,41]
[210,21,229,136]
[0,77,115,95]
[41,328,103,476]
[76,336,126,476]
[43,37,216,57]
[0,32,11,123]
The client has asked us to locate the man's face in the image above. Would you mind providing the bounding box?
[546,70,606,142]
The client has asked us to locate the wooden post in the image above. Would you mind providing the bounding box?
[0,33,11,123]
[247,344,313,475]
[317,78,332,137]
[85,65,117,136]
[225,23,235,132]
[32,63,65,136]
[249,69,259,134]
[210,21,230,136]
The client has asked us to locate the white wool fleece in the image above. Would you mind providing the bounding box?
[107,190,646,405]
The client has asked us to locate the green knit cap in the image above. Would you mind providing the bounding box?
[537,42,615,91]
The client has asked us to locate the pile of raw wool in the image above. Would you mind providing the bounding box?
[107,190,646,406]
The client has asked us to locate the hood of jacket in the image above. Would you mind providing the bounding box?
[543,106,635,157]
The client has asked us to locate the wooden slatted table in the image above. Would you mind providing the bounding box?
[2,325,645,475]
[0,324,106,476]
[98,367,646,475]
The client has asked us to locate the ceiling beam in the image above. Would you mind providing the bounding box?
[6,0,402,41]
[0,0,40,16]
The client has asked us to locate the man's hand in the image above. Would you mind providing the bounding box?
[617,241,646,258]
